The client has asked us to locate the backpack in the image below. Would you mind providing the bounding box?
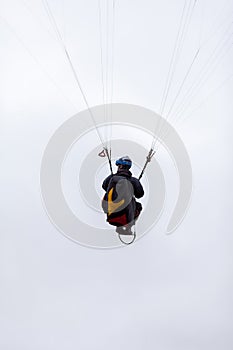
[102,175,136,227]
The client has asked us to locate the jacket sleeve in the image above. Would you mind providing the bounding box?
[131,177,144,198]
[102,175,113,191]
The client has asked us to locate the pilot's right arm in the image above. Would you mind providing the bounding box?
[131,177,144,198]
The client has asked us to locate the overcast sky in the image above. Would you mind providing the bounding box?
[1,0,233,349]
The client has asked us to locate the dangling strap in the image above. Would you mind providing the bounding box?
[117,221,137,245]
[118,232,136,245]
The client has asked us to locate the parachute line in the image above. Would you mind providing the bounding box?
[41,0,113,171]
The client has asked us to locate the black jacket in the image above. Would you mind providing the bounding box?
[102,169,144,199]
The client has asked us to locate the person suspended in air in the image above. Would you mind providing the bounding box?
[102,156,144,236]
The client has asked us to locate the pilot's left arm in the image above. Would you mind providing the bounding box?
[102,175,113,191]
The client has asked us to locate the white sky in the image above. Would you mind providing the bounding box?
[1,0,233,349]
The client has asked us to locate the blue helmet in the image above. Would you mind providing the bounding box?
[115,156,132,169]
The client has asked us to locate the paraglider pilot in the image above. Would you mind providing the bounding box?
[102,156,144,235]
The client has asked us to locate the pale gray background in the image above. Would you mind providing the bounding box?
[1,0,233,349]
